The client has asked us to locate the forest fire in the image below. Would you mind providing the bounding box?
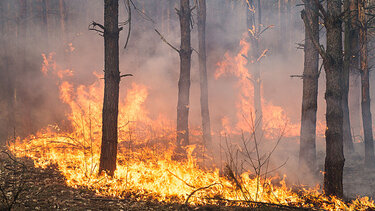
[2,0,375,210]
[6,50,374,210]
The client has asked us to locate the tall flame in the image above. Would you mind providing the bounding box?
[215,35,325,139]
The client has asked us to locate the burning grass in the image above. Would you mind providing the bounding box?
[7,49,375,210]
[8,128,375,210]
[7,79,374,210]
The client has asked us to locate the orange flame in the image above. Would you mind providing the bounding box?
[8,49,374,210]
[215,35,325,139]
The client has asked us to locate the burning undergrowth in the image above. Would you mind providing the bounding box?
[6,49,375,210]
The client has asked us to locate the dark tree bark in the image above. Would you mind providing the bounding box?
[197,0,212,147]
[343,0,356,153]
[176,0,192,147]
[303,0,345,197]
[359,0,375,168]
[299,0,319,177]
[323,0,345,197]
[99,0,121,177]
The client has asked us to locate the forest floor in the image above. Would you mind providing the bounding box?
[0,147,306,211]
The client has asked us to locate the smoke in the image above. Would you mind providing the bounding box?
[1,0,374,198]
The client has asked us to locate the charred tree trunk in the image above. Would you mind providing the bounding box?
[176,0,192,148]
[99,0,120,177]
[343,0,356,153]
[299,0,319,177]
[359,0,375,168]
[323,0,345,197]
[198,0,211,147]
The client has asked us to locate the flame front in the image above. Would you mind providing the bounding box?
[8,50,375,210]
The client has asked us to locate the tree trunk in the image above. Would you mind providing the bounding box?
[286,0,292,52]
[349,0,361,149]
[299,0,319,177]
[41,0,49,51]
[18,0,30,136]
[99,0,120,177]
[176,0,192,148]
[323,0,345,197]
[359,0,375,168]
[343,0,356,153]
[254,0,262,133]
[59,0,66,43]
[279,0,286,53]
[246,0,263,133]
[5,1,16,141]
[197,0,211,148]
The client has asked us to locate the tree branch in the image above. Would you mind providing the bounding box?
[154,29,180,53]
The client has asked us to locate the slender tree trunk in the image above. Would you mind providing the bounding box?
[286,0,292,52]
[255,0,262,132]
[0,1,14,142]
[349,0,361,146]
[18,0,29,136]
[99,0,120,177]
[41,0,49,51]
[198,0,211,147]
[299,0,319,177]
[323,0,345,197]
[359,0,375,168]
[343,0,355,153]
[246,0,263,133]
[59,0,66,43]
[279,0,286,53]
[6,1,17,141]
[176,0,192,148]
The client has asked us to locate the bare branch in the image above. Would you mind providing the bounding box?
[122,0,132,49]
[120,74,133,78]
[184,183,221,205]
[154,29,180,53]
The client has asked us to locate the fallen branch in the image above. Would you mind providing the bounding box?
[206,197,319,210]
[166,169,195,189]
[184,183,221,205]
